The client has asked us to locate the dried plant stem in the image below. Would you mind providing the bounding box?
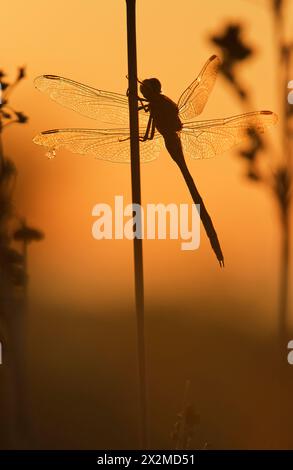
[274,3,291,344]
[0,133,3,174]
[126,0,148,449]
[279,216,290,344]
[177,380,191,449]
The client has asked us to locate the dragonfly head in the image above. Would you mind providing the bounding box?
[140,78,161,100]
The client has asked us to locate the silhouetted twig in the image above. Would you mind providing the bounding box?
[171,380,204,450]
[0,66,43,447]
[209,6,292,345]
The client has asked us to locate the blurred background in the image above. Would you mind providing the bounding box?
[0,0,292,449]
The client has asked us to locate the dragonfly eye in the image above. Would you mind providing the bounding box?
[143,78,161,93]
[140,78,161,101]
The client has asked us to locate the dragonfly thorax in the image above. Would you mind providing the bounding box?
[151,94,183,136]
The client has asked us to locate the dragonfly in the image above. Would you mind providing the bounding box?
[33,55,277,266]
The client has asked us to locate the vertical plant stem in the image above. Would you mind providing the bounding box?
[126,0,148,449]
[178,380,190,450]
[279,215,290,345]
[0,133,3,176]
[274,1,291,344]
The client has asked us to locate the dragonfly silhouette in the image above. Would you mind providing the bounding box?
[33,55,277,266]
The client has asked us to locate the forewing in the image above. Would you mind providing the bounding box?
[178,55,221,121]
[33,128,161,163]
[181,111,278,160]
[34,75,150,127]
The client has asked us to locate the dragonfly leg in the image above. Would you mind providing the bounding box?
[127,86,149,111]
[137,96,149,112]
[139,115,155,141]
[164,134,224,267]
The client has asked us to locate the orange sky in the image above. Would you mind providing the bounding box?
[1,0,292,330]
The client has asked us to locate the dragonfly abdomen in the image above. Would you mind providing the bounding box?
[163,133,224,266]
